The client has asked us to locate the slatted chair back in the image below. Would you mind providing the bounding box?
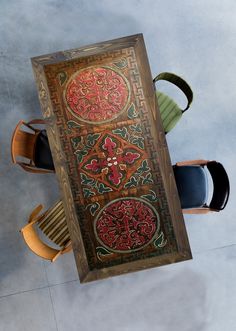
[21,201,72,262]
[39,201,71,248]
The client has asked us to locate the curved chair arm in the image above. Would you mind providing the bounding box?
[153,72,193,112]
[176,159,210,167]
[182,208,219,214]
[207,161,230,211]
[18,162,54,174]
[11,120,25,163]
[62,241,73,254]
[21,222,62,262]
[28,204,44,223]
[26,119,46,132]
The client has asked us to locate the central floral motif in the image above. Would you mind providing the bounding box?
[94,198,159,253]
[80,133,145,190]
[64,66,130,123]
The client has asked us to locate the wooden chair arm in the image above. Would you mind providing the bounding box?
[176,159,210,167]
[182,208,219,214]
[27,119,45,125]
[21,223,61,262]
[28,204,44,223]
[18,162,54,174]
[26,119,46,132]
[62,241,73,254]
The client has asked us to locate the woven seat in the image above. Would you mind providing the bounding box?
[21,201,71,262]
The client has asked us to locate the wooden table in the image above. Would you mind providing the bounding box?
[32,34,192,283]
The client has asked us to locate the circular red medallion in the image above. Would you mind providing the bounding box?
[94,197,159,253]
[64,66,130,123]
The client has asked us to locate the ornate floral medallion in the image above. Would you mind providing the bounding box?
[94,197,160,253]
[79,132,147,194]
[64,66,130,123]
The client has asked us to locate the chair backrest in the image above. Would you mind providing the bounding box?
[38,201,70,248]
[21,202,71,262]
[153,72,193,133]
[207,161,230,210]
[11,119,54,173]
[11,120,38,163]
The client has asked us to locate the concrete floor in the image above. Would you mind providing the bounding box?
[0,1,236,330]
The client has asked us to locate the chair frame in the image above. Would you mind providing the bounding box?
[11,119,54,174]
[153,72,193,112]
[174,159,230,214]
[21,204,72,262]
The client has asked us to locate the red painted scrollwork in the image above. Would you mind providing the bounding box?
[65,67,130,123]
[95,198,159,252]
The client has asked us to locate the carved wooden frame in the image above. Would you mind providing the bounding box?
[31,34,192,283]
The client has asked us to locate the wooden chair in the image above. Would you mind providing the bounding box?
[173,160,230,214]
[11,119,55,173]
[21,201,72,262]
[153,72,193,133]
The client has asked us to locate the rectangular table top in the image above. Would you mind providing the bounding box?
[32,34,192,283]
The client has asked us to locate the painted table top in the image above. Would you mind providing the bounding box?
[32,34,192,283]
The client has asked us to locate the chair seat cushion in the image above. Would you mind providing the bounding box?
[173,165,208,209]
[156,91,182,133]
[34,130,55,170]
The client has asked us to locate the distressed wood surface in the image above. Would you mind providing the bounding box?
[31,34,192,283]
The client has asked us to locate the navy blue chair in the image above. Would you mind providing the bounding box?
[173,160,230,214]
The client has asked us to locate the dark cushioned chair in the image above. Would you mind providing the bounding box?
[11,119,55,173]
[34,130,54,171]
[173,159,230,214]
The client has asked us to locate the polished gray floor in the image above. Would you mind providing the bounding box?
[0,1,236,330]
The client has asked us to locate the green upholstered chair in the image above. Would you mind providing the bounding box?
[153,72,193,133]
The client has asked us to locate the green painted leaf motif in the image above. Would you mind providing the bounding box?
[130,136,144,149]
[127,104,138,119]
[142,173,154,185]
[86,133,101,147]
[71,136,81,149]
[154,232,167,248]
[96,246,113,261]
[141,190,158,202]
[130,123,142,133]
[112,127,128,139]
[83,188,95,198]
[67,120,81,129]
[97,183,112,194]
[113,58,128,69]
[124,176,138,188]
[90,202,100,216]
[58,71,67,86]
[137,160,150,174]
[74,149,88,163]
[80,173,95,187]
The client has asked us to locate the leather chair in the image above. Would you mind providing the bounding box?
[173,159,230,214]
